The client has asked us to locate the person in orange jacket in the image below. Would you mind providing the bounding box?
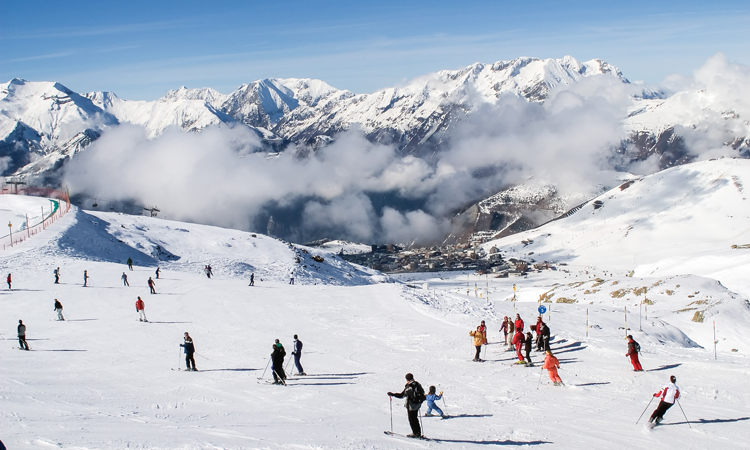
[543,350,563,386]
[512,330,525,363]
[469,326,485,361]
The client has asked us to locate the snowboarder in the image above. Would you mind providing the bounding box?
[424,386,444,417]
[524,331,534,366]
[180,332,196,371]
[155,267,160,279]
[514,314,524,333]
[54,299,64,321]
[469,326,485,361]
[249,273,254,286]
[543,350,563,386]
[271,339,287,384]
[122,272,129,286]
[292,334,305,375]
[500,317,510,345]
[135,296,148,322]
[148,277,156,294]
[626,335,643,371]
[83,270,89,287]
[18,319,29,350]
[649,375,680,425]
[513,329,525,363]
[387,373,425,438]
[54,267,60,284]
[127,257,133,270]
[479,320,488,345]
[6,273,11,290]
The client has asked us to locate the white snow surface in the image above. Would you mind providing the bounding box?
[2,184,750,449]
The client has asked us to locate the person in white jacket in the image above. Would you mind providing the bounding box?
[649,375,680,424]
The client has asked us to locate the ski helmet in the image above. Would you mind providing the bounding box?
[670,375,676,383]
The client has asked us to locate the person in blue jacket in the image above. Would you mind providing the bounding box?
[180,332,196,371]
[424,386,444,417]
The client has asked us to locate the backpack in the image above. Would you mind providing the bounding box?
[408,381,426,404]
[634,341,641,353]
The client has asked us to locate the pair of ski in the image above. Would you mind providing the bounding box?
[384,431,430,440]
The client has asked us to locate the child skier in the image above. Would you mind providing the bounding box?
[424,386,444,417]
[524,331,534,366]
[469,326,485,361]
[479,320,488,345]
[54,299,64,321]
[543,350,563,386]
[626,335,643,371]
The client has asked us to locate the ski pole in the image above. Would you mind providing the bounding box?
[676,399,692,428]
[389,396,394,432]
[537,367,544,389]
[441,393,447,415]
[418,405,424,437]
[177,346,181,370]
[285,356,293,374]
[636,396,655,424]
[258,357,271,380]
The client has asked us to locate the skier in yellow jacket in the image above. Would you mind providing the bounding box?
[469,326,485,362]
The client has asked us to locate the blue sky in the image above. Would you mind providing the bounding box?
[1,0,749,100]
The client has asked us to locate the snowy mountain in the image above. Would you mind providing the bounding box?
[1,183,749,448]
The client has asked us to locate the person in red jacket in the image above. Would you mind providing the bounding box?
[534,317,544,350]
[7,273,11,290]
[135,296,148,322]
[626,335,643,371]
[514,314,524,333]
[512,330,525,363]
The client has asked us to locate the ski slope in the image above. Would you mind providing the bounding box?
[1,192,749,449]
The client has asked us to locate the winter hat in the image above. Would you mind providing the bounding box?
[405,373,414,381]
[275,339,280,344]
[670,375,676,383]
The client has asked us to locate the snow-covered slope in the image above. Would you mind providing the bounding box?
[0,193,749,449]
[482,158,750,295]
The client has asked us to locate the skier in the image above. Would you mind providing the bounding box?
[543,350,563,386]
[289,272,295,285]
[524,331,534,366]
[54,299,64,321]
[649,375,680,425]
[83,270,89,287]
[534,316,544,351]
[387,373,425,438]
[540,322,551,352]
[204,265,212,278]
[148,277,156,294]
[207,265,213,277]
[122,272,129,286]
[271,339,287,384]
[54,267,60,284]
[292,334,306,375]
[513,328,525,364]
[155,267,160,279]
[424,386,444,417]
[514,314,524,333]
[127,257,133,271]
[249,273,254,286]
[180,332,196,371]
[6,273,11,290]
[469,326,485,361]
[500,317,510,345]
[135,296,148,322]
[479,320,488,345]
[18,319,29,350]
[626,335,643,371]
[506,319,515,350]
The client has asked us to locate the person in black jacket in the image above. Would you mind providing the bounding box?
[541,323,551,352]
[387,373,425,438]
[271,339,286,384]
[292,334,306,375]
[180,332,196,371]
[524,331,534,366]
[18,320,29,350]
[54,299,65,321]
